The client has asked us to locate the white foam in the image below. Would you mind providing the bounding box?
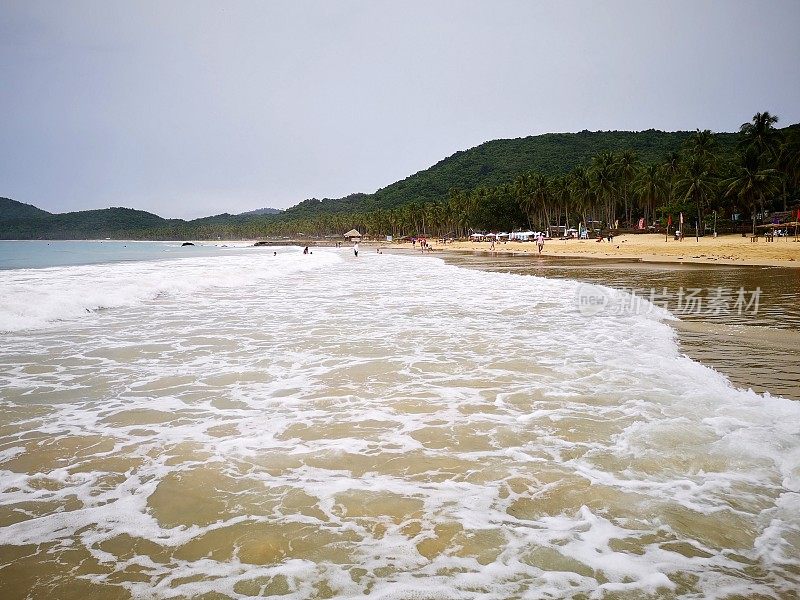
[1,251,798,597]
[0,248,341,332]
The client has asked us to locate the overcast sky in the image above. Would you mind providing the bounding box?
[2,0,799,218]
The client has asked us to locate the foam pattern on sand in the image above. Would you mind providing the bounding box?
[0,249,798,599]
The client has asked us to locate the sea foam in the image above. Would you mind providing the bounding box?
[1,249,798,598]
[0,248,340,332]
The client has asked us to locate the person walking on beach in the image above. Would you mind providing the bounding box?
[353,241,359,257]
[537,232,545,254]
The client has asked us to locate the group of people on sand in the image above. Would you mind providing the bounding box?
[488,233,546,254]
[411,238,432,253]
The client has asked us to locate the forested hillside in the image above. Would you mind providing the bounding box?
[0,197,51,221]
[290,130,739,217]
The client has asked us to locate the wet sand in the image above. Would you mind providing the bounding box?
[399,248,800,401]
[445,233,800,268]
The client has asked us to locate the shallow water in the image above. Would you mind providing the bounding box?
[439,250,800,400]
[1,248,799,598]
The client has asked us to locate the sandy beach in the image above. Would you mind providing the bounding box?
[433,233,800,267]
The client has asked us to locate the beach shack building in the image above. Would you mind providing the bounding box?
[510,230,535,241]
[343,229,362,242]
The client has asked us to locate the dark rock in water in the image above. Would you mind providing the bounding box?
[181,242,195,246]
[254,241,271,247]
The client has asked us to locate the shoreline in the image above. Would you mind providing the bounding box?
[423,233,800,268]
[8,235,800,268]
[412,247,800,401]
[4,240,799,399]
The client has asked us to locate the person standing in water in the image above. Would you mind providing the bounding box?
[353,241,359,257]
[537,232,545,254]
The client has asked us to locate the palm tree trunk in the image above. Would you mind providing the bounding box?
[783,179,788,212]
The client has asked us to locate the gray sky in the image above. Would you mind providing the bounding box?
[2,0,799,219]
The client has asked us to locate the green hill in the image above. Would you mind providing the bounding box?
[282,129,740,217]
[0,197,51,221]
[1,204,176,239]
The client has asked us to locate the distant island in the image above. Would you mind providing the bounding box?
[2,112,798,240]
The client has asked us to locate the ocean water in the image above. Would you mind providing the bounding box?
[0,243,798,599]
[0,240,261,270]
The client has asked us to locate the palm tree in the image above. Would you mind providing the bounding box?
[685,129,717,167]
[514,173,535,229]
[724,147,780,234]
[633,164,665,227]
[590,152,618,228]
[661,151,681,205]
[739,111,781,161]
[549,175,572,232]
[529,173,550,230]
[569,166,594,236]
[775,130,800,212]
[675,155,716,237]
[616,150,639,226]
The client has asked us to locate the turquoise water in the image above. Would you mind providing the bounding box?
[0,240,265,270]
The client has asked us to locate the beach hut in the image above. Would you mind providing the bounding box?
[343,229,362,242]
[510,230,535,241]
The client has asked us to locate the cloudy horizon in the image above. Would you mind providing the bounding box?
[2,0,799,219]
